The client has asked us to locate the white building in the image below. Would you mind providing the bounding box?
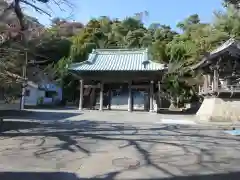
[24,81,62,107]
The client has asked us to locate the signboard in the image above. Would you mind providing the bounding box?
[39,84,57,91]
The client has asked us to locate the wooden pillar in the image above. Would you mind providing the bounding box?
[131,91,134,111]
[149,81,154,112]
[99,82,104,111]
[198,85,201,93]
[203,75,208,92]
[207,75,211,89]
[108,89,112,110]
[211,75,214,91]
[128,81,133,112]
[79,80,84,110]
[157,81,162,109]
[213,69,219,91]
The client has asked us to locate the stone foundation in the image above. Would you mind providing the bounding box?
[196,97,240,122]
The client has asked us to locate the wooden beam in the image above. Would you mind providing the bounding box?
[84,84,100,88]
[131,85,150,89]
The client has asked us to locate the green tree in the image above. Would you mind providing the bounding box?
[224,0,240,8]
[177,14,200,31]
[214,5,240,37]
[149,24,177,63]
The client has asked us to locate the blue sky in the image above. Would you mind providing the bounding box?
[25,0,224,30]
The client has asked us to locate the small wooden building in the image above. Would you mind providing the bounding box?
[69,49,166,112]
[192,38,240,122]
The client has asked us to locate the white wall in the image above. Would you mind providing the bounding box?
[24,86,38,106]
[24,86,45,106]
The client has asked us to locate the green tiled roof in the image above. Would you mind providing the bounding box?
[69,49,166,72]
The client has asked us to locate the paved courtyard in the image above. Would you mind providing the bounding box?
[0,109,240,179]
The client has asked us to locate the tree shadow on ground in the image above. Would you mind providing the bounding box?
[0,109,82,132]
[0,121,41,132]
[24,106,78,110]
[0,172,82,180]
[0,110,81,121]
[0,171,240,180]
[158,107,199,115]
[0,120,240,179]
[163,172,240,180]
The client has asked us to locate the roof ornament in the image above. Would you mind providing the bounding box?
[142,48,149,64]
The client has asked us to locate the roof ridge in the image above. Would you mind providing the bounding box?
[94,48,147,50]
[94,48,148,53]
[210,38,239,55]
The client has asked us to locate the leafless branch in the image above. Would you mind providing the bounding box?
[21,0,51,16]
[0,0,75,87]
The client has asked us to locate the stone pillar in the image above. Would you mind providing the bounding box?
[108,89,112,110]
[99,82,104,111]
[79,80,84,110]
[128,82,133,112]
[149,81,154,112]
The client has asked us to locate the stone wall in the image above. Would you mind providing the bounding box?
[196,97,240,122]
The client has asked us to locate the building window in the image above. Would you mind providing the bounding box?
[45,91,57,98]
[25,90,30,97]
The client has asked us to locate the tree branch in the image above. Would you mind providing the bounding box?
[20,0,51,17]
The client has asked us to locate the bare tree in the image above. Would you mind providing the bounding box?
[0,0,74,106]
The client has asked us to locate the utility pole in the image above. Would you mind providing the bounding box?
[20,31,28,110]
[20,51,27,110]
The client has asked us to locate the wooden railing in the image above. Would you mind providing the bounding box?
[199,85,240,94]
[199,86,212,94]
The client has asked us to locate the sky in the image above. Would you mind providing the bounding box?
[25,0,224,30]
